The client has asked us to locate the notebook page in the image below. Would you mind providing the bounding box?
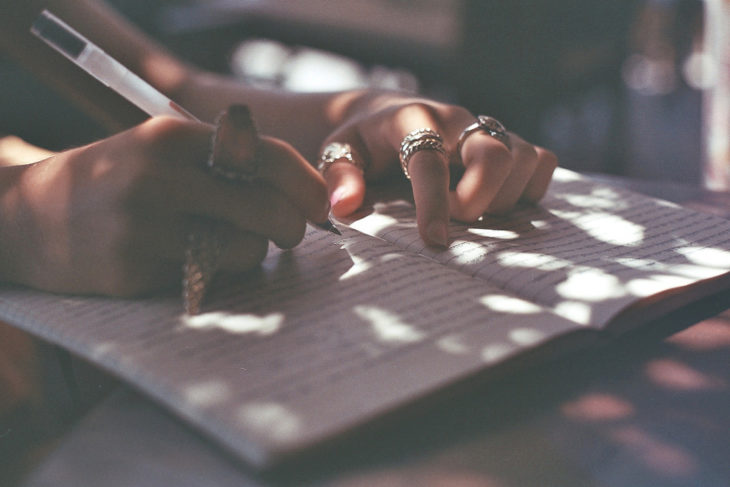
[348,169,730,327]
[0,225,578,466]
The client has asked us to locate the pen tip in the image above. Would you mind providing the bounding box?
[317,219,341,235]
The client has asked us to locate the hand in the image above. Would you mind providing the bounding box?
[0,117,328,296]
[320,93,558,246]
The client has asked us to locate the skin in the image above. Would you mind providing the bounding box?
[0,0,558,295]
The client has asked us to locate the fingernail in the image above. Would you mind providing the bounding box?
[330,187,348,208]
[426,221,449,247]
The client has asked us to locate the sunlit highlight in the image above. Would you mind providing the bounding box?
[675,246,730,268]
[436,334,470,355]
[556,270,625,301]
[182,312,283,335]
[561,392,635,421]
[238,402,301,442]
[626,275,694,297]
[480,294,542,314]
[183,380,230,408]
[467,228,519,239]
[554,301,592,325]
[645,359,725,391]
[509,327,545,345]
[354,305,425,343]
[481,343,514,363]
[496,251,571,271]
[552,210,645,246]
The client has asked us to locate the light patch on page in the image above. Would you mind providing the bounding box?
[182,312,283,335]
[183,380,230,408]
[675,246,730,268]
[497,251,572,271]
[481,343,515,363]
[556,270,626,302]
[614,257,722,280]
[558,188,627,210]
[480,294,543,314]
[437,334,470,355]
[554,301,592,325]
[349,209,401,234]
[337,242,373,280]
[467,228,519,240]
[509,327,545,345]
[626,275,694,297]
[354,305,425,343]
[552,210,645,246]
[238,402,301,442]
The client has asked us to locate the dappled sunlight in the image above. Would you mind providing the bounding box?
[556,187,628,210]
[553,301,592,325]
[481,343,515,364]
[561,392,635,421]
[555,270,626,302]
[183,380,231,408]
[625,275,694,297]
[645,359,726,391]
[508,327,546,346]
[675,246,730,268]
[610,426,698,478]
[181,311,283,335]
[237,401,301,442]
[550,210,645,246]
[436,334,471,355]
[354,305,426,344]
[615,257,723,280]
[496,251,572,271]
[666,316,730,351]
[479,294,542,314]
[466,228,519,240]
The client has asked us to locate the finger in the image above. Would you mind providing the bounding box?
[387,103,452,246]
[255,136,330,225]
[521,146,558,203]
[147,179,308,250]
[218,231,270,271]
[319,127,369,218]
[449,132,514,222]
[408,149,450,246]
[484,134,540,214]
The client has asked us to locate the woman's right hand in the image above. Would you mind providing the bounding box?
[0,117,329,296]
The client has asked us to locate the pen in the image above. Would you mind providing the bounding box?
[30,9,341,236]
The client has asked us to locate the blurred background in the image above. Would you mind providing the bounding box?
[0,0,716,184]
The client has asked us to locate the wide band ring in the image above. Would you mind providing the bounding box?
[318,142,364,175]
[456,115,511,153]
[398,128,446,179]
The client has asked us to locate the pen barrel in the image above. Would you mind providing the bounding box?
[79,47,195,120]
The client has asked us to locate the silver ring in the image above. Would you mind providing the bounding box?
[398,128,445,179]
[457,115,511,153]
[318,142,364,175]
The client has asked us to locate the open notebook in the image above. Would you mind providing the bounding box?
[1,168,730,468]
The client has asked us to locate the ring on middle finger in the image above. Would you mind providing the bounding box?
[398,128,445,179]
[456,115,512,154]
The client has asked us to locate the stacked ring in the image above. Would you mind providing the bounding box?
[318,142,364,175]
[456,115,511,154]
[398,128,446,179]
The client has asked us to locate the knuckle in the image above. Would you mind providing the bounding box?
[395,101,439,123]
[538,148,559,170]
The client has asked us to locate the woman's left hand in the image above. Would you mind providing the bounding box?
[318,92,558,247]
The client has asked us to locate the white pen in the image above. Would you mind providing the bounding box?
[31,9,198,121]
[31,9,340,236]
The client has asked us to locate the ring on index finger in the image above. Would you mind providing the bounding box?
[456,115,511,154]
[318,142,365,176]
[398,128,446,179]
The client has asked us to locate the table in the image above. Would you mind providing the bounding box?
[2,176,729,487]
